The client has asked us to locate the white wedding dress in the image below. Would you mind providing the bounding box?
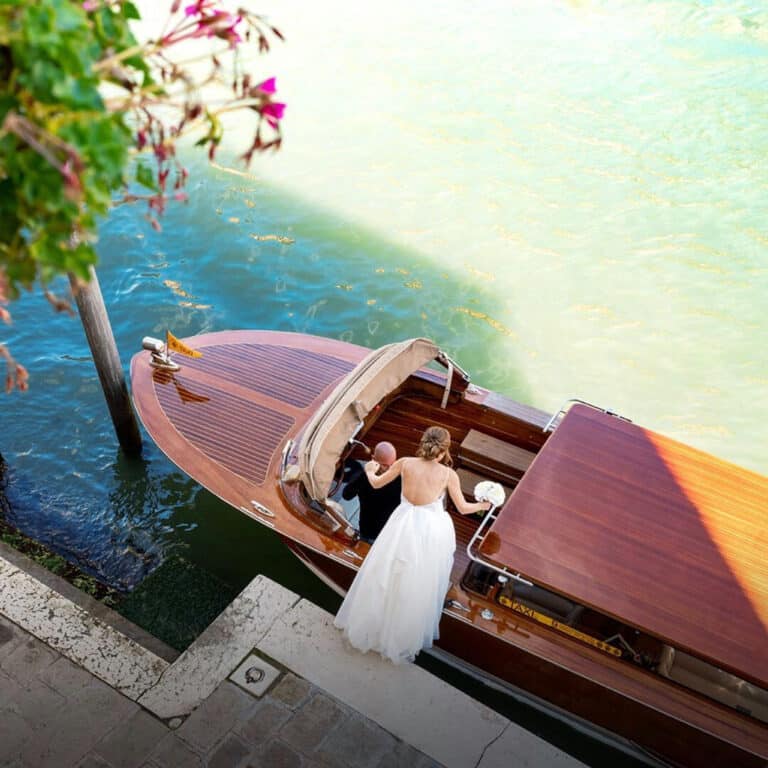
[334,491,456,664]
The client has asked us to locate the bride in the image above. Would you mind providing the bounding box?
[334,425,492,664]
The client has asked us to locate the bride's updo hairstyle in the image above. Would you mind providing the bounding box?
[417,426,453,467]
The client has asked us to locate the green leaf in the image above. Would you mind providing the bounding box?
[135,161,157,191]
[93,5,119,41]
[49,0,86,32]
[0,94,19,123]
[51,76,104,110]
[121,1,141,21]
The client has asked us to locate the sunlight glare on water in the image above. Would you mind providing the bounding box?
[227,0,768,472]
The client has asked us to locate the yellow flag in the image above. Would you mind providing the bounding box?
[166,331,203,358]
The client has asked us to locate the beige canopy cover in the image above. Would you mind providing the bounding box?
[298,338,439,501]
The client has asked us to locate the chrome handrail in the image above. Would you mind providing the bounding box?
[466,504,533,587]
[544,398,632,433]
[280,438,294,476]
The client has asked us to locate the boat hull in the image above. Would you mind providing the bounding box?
[282,538,764,768]
[130,330,768,768]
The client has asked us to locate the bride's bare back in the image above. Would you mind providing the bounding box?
[366,456,491,516]
[400,457,449,506]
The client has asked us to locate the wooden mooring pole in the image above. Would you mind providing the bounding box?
[69,267,142,455]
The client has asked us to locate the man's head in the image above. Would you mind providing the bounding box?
[373,441,396,471]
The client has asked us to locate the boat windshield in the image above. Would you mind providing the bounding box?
[296,338,439,501]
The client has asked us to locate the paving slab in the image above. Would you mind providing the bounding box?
[271,672,313,709]
[1,633,60,684]
[40,655,100,695]
[0,613,26,661]
[148,732,205,768]
[92,707,169,768]
[2,672,68,729]
[19,676,137,768]
[319,714,397,768]
[176,681,257,753]
[235,699,293,745]
[0,539,179,664]
[207,732,251,768]
[279,691,349,753]
[76,756,113,768]
[0,706,35,762]
[250,737,305,768]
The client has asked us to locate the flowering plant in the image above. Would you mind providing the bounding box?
[0,0,285,392]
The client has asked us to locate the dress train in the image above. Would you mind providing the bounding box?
[334,493,455,664]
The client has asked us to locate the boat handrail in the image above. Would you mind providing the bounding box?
[544,398,632,433]
[466,504,533,587]
[280,438,294,479]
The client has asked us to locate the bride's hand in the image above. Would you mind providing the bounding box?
[365,460,380,475]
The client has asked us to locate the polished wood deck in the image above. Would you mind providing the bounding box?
[482,404,768,688]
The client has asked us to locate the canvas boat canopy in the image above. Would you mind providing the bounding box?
[481,404,768,688]
[298,338,439,501]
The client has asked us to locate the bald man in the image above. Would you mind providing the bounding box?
[342,441,401,543]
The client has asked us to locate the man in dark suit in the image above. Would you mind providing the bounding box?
[342,442,401,544]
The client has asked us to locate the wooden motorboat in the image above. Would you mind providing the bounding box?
[130,330,768,767]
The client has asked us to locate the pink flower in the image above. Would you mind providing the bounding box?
[188,9,243,46]
[261,102,286,120]
[256,77,277,94]
[184,1,208,16]
[83,0,99,10]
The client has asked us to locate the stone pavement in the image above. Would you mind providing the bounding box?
[0,613,437,767]
[0,543,587,768]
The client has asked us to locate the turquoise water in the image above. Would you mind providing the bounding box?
[1,1,767,763]
[255,0,768,469]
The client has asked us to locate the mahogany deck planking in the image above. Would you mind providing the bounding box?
[481,404,768,687]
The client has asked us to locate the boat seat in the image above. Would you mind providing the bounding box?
[455,467,513,503]
[511,582,584,627]
[458,430,535,488]
[657,646,768,724]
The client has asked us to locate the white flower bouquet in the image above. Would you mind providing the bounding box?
[473,481,506,510]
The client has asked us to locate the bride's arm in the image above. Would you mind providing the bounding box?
[446,469,492,516]
[365,457,405,489]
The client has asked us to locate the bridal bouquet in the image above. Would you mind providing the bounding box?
[473,481,506,510]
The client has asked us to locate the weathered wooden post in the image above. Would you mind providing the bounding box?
[69,266,142,455]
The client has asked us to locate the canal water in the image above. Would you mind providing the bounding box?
[1,1,766,764]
